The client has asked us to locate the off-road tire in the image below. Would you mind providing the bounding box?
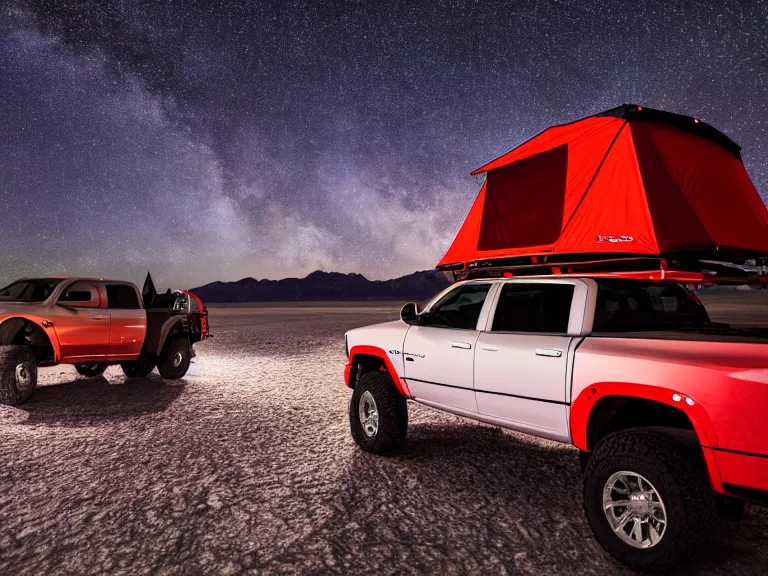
[75,363,108,377]
[579,449,590,473]
[157,338,191,379]
[350,371,408,454]
[583,429,715,573]
[121,354,156,379]
[0,345,37,405]
[715,494,746,520]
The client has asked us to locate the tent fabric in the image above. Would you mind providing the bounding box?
[478,144,568,250]
[438,105,768,269]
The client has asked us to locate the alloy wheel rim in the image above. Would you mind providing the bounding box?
[602,471,667,549]
[358,391,379,438]
[15,363,31,393]
[173,351,184,368]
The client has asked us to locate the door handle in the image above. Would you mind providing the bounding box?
[451,341,472,350]
[536,348,562,358]
[480,346,498,352]
[91,315,109,320]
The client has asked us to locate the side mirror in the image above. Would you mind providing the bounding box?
[400,302,420,325]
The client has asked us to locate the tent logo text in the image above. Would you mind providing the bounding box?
[596,235,634,243]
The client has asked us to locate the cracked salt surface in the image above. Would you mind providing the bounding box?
[0,303,766,575]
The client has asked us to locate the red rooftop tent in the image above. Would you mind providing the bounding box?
[438,104,768,276]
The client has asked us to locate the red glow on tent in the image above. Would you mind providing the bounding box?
[438,104,768,270]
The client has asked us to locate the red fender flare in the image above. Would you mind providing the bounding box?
[0,315,61,364]
[345,345,411,398]
[571,382,723,491]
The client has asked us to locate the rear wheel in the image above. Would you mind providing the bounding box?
[0,345,37,405]
[157,338,191,379]
[75,362,108,377]
[583,429,714,573]
[349,371,408,454]
[121,354,156,378]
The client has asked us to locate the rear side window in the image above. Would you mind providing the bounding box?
[106,284,141,310]
[491,283,574,333]
[593,280,709,332]
[421,284,491,330]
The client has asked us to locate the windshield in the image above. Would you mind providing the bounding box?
[0,279,62,303]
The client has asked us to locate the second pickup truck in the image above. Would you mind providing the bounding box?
[0,276,210,405]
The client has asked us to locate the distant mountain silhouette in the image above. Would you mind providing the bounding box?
[189,270,452,303]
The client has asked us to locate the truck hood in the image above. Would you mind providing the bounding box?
[0,301,50,318]
[345,319,410,354]
[346,319,405,338]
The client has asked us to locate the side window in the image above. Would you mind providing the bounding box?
[58,282,100,307]
[421,284,491,330]
[491,283,574,333]
[593,281,709,331]
[106,284,141,310]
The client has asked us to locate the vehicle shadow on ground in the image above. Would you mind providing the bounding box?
[389,425,766,574]
[266,421,766,575]
[19,375,184,427]
[265,422,608,573]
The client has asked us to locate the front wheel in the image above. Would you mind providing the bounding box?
[349,371,408,454]
[157,338,191,379]
[121,353,156,379]
[75,362,108,377]
[583,429,714,573]
[0,345,37,405]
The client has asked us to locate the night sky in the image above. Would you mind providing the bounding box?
[1,1,767,288]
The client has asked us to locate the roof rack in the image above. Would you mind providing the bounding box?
[449,254,768,286]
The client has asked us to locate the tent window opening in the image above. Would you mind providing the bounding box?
[478,144,568,251]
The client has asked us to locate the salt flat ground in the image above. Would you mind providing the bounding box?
[1,296,767,575]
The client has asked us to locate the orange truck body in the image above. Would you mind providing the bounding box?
[0,277,208,366]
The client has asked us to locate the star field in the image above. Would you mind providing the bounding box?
[0,0,767,288]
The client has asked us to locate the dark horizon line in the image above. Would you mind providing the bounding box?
[188,268,446,290]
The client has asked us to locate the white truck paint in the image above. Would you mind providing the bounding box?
[345,277,597,443]
[346,275,768,571]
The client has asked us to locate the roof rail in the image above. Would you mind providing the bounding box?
[449,254,768,286]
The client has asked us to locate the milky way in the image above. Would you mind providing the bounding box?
[0,0,766,288]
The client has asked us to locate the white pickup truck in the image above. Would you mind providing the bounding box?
[343,276,768,572]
